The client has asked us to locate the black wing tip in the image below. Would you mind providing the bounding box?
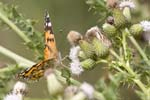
[44,10,52,30]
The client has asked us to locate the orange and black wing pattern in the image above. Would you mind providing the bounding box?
[44,11,58,60]
[16,11,58,81]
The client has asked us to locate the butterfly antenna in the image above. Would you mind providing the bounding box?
[44,10,53,32]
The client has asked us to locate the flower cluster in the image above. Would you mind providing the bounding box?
[3,81,27,100]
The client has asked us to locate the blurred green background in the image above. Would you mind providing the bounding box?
[0,0,150,100]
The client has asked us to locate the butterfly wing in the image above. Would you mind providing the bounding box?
[17,59,55,80]
[44,11,58,60]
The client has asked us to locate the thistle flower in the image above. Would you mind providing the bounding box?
[80,82,94,99]
[45,69,65,96]
[140,21,150,32]
[70,60,84,75]
[3,81,27,100]
[13,81,27,95]
[67,31,83,46]
[64,85,79,100]
[119,0,135,22]
[3,94,21,100]
[69,46,81,61]
[119,0,135,9]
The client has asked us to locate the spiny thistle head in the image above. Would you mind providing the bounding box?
[102,23,117,36]
[67,31,83,46]
[79,40,94,58]
[92,38,110,58]
[113,8,127,28]
[80,58,96,70]
[130,24,143,36]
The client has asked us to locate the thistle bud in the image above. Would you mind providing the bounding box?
[79,40,94,58]
[45,69,65,96]
[130,24,143,35]
[102,23,117,36]
[67,31,83,46]
[113,8,126,28]
[123,7,131,22]
[80,58,96,70]
[92,38,110,57]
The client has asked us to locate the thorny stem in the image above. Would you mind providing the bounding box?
[128,35,150,66]
[109,30,149,96]
[0,11,31,43]
[0,45,105,100]
[133,79,149,96]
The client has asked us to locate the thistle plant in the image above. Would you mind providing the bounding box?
[0,0,150,100]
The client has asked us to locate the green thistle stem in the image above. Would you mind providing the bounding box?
[128,35,150,66]
[133,79,149,96]
[109,49,120,60]
[0,45,105,100]
[109,44,148,95]
[122,29,128,61]
[0,45,34,67]
[0,11,31,43]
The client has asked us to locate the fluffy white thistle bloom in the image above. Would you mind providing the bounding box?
[13,81,27,95]
[64,85,79,100]
[70,60,84,75]
[69,46,81,61]
[119,0,135,9]
[3,81,27,100]
[140,21,150,32]
[80,82,94,99]
[3,94,21,100]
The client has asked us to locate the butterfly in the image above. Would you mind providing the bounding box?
[17,11,58,81]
